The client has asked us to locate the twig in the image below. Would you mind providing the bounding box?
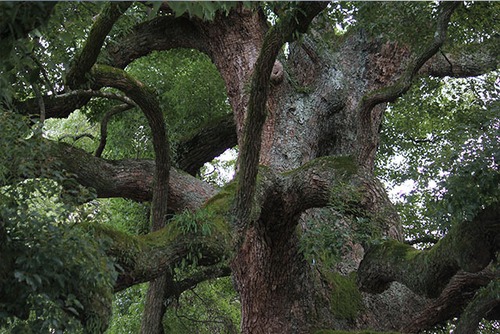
[95,103,134,157]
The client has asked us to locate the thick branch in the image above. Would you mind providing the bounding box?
[175,113,237,176]
[420,42,499,78]
[39,139,215,211]
[235,2,328,226]
[106,15,209,69]
[66,2,131,88]
[402,269,498,333]
[358,205,500,298]
[92,209,231,292]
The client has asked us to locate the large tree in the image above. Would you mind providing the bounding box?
[1,1,499,333]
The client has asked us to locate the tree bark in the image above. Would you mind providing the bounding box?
[454,278,500,334]
[4,2,500,333]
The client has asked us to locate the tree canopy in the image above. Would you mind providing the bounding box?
[0,1,499,334]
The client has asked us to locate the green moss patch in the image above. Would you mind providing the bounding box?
[324,272,363,321]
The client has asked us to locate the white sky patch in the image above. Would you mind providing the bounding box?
[201,148,238,186]
[389,179,416,202]
[218,148,237,162]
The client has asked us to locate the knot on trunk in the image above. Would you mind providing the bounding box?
[271,60,284,84]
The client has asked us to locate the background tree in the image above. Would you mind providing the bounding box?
[0,1,499,334]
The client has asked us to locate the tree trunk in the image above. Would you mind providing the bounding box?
[232,223,319,333]
[141,274,172,334]
[8,3,498,333]
[205,7,418,333]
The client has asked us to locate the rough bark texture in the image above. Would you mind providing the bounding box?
[175,113,237,175]
[402,269,499,333]
[454,278,500,334]
[4,1,500,333]
[357,205,500,298]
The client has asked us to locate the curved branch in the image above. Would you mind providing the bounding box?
[66,2,131,88]
[358,205,500,298]
[359,2,459,113]
[354,2,460,166]
[90,64,170,231]
[95,104,134,158]
[175,113,237,175]
[106,15,209,69]
[235,1,328,226]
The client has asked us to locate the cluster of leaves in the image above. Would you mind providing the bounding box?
[163,277,240,334]
[0,2,104,108]
[82,48,230,161]
[106,284,147,334]
[376,71,500,243]
[173,209,216,270]
[0,111,40,183]
[0,110,116,333]
[299,210,350,268]
[355,2,436,46]
[446,2,500,51]
[166,1,253,21]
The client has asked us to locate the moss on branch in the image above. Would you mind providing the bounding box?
[83,186,234,292]
[66,2,131,88]
[323,272,363,321]
[358,205,500,298]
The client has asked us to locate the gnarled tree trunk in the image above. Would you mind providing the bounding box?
[5,2,499,333]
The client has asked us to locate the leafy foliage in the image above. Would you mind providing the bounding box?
[106,284,147,334]
[376,72,500,243]
[0,110,116,332]
[163,277,240,334]
[167,1,252,21]
[446,2,500,50]
[355,2,436,46]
